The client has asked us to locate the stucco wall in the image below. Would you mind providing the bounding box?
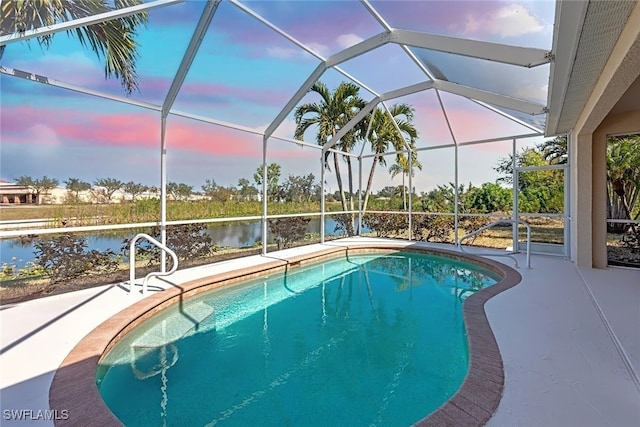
[570,3,640,268]
[592,110,640,268]
[570,132,593,266]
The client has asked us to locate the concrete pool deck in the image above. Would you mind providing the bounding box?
[1,237,639,426]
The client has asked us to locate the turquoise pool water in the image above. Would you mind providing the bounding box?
[97,252,499,426]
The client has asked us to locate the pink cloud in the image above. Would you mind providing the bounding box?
[0,106,265,157]
[446,107,533,145]
[414,104,457,144]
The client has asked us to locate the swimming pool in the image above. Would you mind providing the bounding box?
[96,250,502,426]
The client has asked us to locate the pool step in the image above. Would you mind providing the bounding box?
[130,259,372,347]
[202,264,362,331]
[131,301,215,349]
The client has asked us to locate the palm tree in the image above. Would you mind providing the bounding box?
[294,81,366,213]
[362,104,417,212]
[540,135,568,165]
[0,0,147,94]
[389,150,422,210]
[606,135,640,232]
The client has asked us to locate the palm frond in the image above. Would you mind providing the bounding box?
[1,0,147,94]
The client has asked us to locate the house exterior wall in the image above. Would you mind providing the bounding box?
[593,110,640,267]
[570,3,640,267]
[570,132,593,267]
[0,186,38,204]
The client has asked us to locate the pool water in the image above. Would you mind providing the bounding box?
[97,252,499,426]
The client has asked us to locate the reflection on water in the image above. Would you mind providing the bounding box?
[0,219,348,268]
[98,253,497,427]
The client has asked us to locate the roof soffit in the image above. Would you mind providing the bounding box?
[549,0,636,135]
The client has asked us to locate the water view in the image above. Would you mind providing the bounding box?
[0,218,355,269]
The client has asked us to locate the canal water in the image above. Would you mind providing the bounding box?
[0,218,359,269]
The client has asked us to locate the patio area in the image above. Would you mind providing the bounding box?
[1,2,639,424]
[1,237,638,426]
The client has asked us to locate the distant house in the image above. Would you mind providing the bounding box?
[0,182,38,204]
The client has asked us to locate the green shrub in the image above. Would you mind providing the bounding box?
[33,235,119,287]
[412,215,455,243]
[363,213,408,237]
[332,214,356,237]
[122,224,217,267]
[268,217,310,250]
[622,228,640,253]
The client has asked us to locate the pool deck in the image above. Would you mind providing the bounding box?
[1,237,639,426]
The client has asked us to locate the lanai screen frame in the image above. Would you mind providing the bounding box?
[0,0,556,266]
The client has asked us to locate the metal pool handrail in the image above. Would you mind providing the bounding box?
[129,233,179,294]
[457,219,531,268]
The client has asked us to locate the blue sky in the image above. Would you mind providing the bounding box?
[0,0,556,193]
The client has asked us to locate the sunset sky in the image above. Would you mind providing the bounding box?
[0,0,556,194]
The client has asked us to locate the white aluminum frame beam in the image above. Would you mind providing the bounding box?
[360,132,541,159]
[435,80,546,115]
[236,2,382,141]
[360,0,436,81]
[0,66,161,111]
[322,98,380,154]
[322,80,546,158]
[471,99,545,134]
[229,0,324,62]
[381,100,412,152]
[162,0,221,117]
[391,29,551,68]
[322,80,435,153]
[269,134,323,151]
[435,89,458,146]
[325,31,391,67]
[380,81,435,101]
[264,63,327,138]
[0,0,183,47]
[170,109,263,136]
[322,73,544,155]
[230,0,380,99]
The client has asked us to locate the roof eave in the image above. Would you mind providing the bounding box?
[545,0,589,136]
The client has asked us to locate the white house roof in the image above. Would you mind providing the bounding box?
[545,0,639,136]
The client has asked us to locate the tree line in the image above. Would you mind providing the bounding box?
[12,134,639,234]
[12,163,323,205]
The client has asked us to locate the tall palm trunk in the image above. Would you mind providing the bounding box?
[329,129,348,212]
[608,182,635,232]
[346,156,356,236]
[333,152,347,211]
[363,153,380,212]
[347,157,354,212]
[613,179,637,233]
[402,173,407,210]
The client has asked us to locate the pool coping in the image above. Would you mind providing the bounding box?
[49,243,522,426]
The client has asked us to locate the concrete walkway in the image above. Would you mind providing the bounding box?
[1,238,638,426]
